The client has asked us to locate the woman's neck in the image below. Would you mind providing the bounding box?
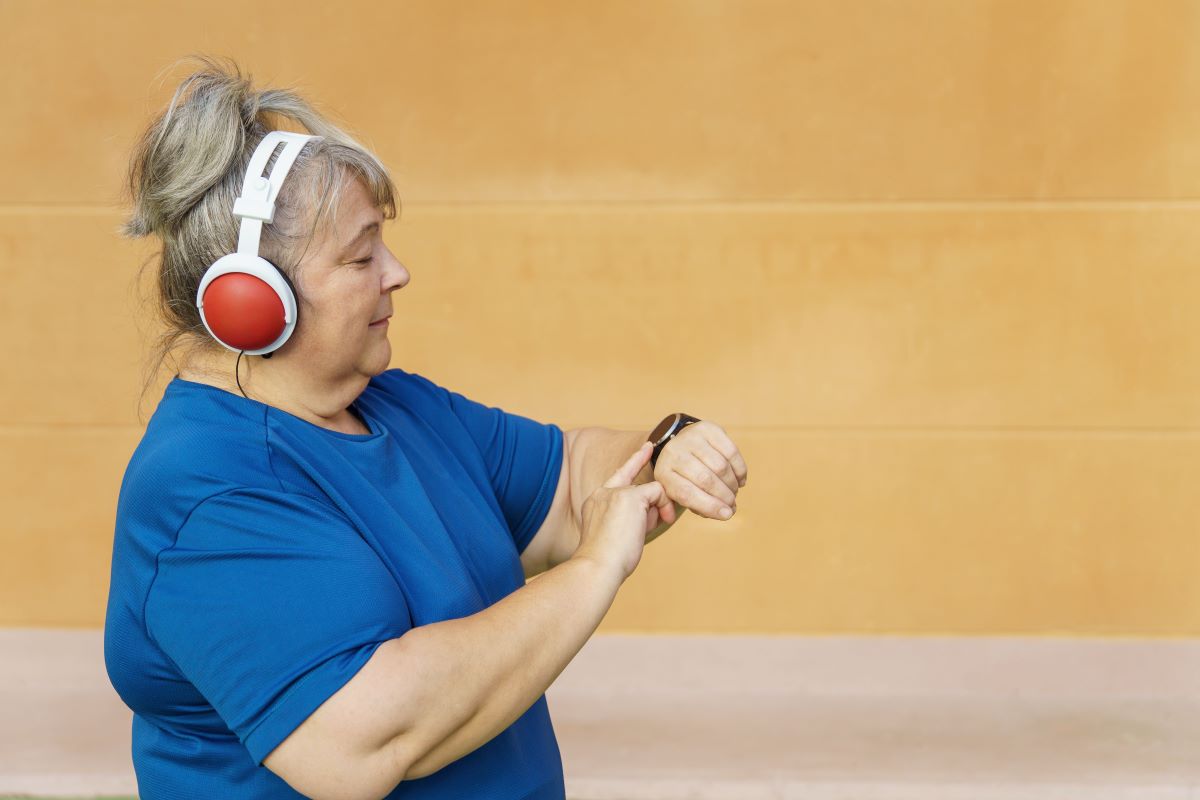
[178,350,372,435]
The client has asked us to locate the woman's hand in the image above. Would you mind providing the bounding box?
[652,420,748,520]
[573,442,677,583]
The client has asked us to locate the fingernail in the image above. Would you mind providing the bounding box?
[720,507,733,519]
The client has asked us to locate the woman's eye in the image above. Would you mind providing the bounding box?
[352,257,374,266]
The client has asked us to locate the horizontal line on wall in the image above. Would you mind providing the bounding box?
[0,424,149,433]
[586,425,1200,438]
[406,199,1200,214]
[8,199,1200,216]
[0,205,126,216]
[3,424,1200,437]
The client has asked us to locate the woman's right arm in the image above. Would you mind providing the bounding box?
[263,553,622,800]
[263,443,670,800]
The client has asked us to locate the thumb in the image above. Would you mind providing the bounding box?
[603,441,653,489]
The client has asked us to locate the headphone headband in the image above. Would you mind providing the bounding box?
[232,131,321,258]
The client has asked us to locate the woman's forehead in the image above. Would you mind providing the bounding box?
[337,219,381,254]
[322,180,385,250]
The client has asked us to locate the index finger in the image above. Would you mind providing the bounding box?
[603,441,653,489]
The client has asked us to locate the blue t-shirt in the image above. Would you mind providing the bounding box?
[103,368,566,799]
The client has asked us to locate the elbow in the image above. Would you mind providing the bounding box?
[264,730,414,800]
[261,636,427,799]
[366,738,417,797]
[284,750,411,800]
[357,753,413,800]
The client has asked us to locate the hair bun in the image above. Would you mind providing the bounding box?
[123,55,256,239]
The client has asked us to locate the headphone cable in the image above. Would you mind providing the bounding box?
[235,350,248,399]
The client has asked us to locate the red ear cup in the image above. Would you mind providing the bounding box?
[200,272,287,351]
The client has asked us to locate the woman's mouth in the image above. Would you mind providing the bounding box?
[369,316,391,328]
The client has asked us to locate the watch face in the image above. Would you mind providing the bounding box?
[649,413,680,445]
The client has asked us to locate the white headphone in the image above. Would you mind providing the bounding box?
[195,131,321,356]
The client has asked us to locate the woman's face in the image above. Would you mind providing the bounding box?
[285,177,409,382]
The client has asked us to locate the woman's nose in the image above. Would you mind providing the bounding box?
[382,249,410,292]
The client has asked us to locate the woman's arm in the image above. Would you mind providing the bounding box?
[562,427,689,559]
[262,554,623,800]
[524,426,690,579]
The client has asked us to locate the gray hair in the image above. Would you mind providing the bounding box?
[123,54,398,415]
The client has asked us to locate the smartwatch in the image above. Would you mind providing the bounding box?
[648,413,702,469]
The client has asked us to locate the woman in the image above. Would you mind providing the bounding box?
[104,58,746,800]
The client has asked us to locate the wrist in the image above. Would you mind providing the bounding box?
[647,412,702,469]
[567,550,627,591]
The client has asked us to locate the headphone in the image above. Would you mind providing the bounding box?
[196,131,321,357]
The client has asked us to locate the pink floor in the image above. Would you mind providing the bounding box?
[4,630,1200,798]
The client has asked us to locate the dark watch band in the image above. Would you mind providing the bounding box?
[648,413,702,469]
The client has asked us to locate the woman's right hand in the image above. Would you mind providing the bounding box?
[572,442,677,584]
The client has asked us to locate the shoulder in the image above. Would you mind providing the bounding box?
[356,367,463,425]
[116,380,283,536]
[363,367,449,404]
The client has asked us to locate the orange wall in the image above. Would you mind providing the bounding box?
[2,0,1199,633]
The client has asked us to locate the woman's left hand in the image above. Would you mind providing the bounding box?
[652,420,748,521]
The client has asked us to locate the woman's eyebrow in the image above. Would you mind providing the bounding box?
[340,221,380,254]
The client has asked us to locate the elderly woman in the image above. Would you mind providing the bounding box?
[103,58,748,800]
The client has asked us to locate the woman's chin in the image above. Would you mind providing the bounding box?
[368,340,392,373]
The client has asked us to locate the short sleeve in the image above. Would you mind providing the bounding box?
[406,372,563,554]
[144,488,412,765]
